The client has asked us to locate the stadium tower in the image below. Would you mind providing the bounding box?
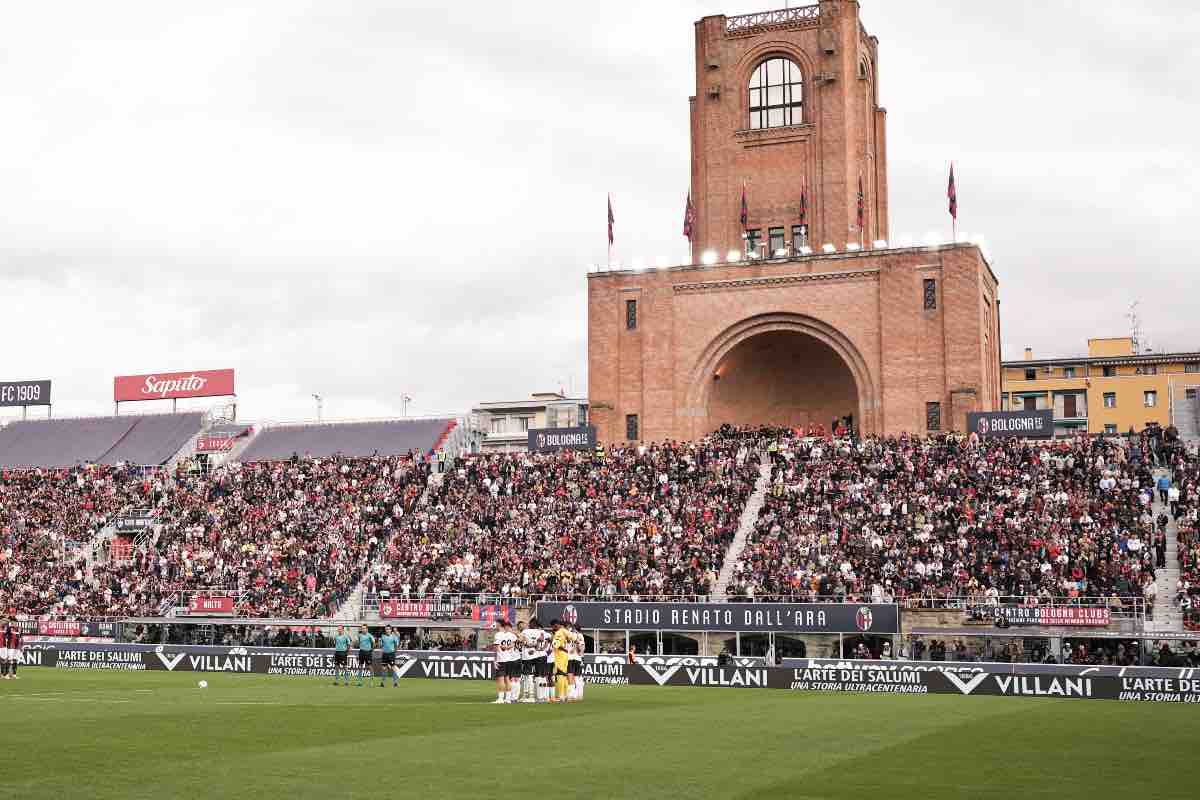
[587,0,1001,442]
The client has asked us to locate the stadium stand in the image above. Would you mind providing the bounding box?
[0,413,203,468]
[237,418,455,462]
[0,464,162,615]
[362,430,764,600]
[726,431,1166,613]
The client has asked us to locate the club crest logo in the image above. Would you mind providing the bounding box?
[977,417,990,436]
[562,605,579,625]
[855,607,874,631]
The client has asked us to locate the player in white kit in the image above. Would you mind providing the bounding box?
[492,619,519,704]
[567,624,585,702]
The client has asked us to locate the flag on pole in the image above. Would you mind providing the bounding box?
[948,163,958,221]
[739,182,748,230]
[856,175,865,230]
[607,194,615,246]
[799,180,808,227]
[683,192,696,240]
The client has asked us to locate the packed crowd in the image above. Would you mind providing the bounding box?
[364,431,764,600]
[725,431,1165,610]
[0,464,160,616]
[1170,448,1200,629]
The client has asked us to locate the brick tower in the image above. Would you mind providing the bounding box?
[689,1,887,260]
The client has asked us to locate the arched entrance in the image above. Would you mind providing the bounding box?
[686,313,876,435]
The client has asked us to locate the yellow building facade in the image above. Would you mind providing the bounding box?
[1001,337,1200,436]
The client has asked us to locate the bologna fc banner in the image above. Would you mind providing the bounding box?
[0,379,51,407]
[968,410,1053,439]
[533,601,900,634]
[527,426,597,453]
[114,369,236,403]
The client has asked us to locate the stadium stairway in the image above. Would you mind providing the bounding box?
[1147,467,1183,633]
[711,455,772,601]
[331,469,446,622]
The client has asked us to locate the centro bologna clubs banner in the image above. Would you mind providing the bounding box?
[187,595,237,615]
[993,605,1111,627]
[968,409,1053,439]
[0,379,51,407]
[534,601,900,634]
[527,426,597,453]
[114,369,236,403]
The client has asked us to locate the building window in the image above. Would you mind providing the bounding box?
[489,417,506,434]
[625,414,639,441]
[746,229,762,257]
[1102,366,1115,377]
[926,402,942,432]
[1104,424,1117,435]
[792,224,808,252]
[1186,363,1200,374]
[748,57,803,130]
[768,227,786,256]
[1024,368,1036,381]
[1062,393,1079,419]
[1063,367,1076,379]
[922,278,937,310]
[625,299,637,330]
[1187,388,1197,401]
[1103,392,1116,409]
[516,417,530,432]
[1144,391,1157,408]
[1000,393,1009,411]
[1137,364,1158,375]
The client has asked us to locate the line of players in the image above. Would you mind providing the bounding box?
[1,618,23,680]
[492,618,584,704]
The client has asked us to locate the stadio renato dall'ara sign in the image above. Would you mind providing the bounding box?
[533,601,900,634]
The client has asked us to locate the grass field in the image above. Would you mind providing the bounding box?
[2,669,1199,800]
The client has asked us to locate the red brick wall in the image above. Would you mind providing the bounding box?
[587,245,999,442]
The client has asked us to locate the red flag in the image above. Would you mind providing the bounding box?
[948,163,958,221]
[799,180,808,227]
[607,194,614,246]
[856,175,865,229]
[739,182,748,230]
[682,192,696,240]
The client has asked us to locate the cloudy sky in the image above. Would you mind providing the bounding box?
[1,1,1197,422]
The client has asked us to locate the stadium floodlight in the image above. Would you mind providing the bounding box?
[631,256,647,271]
[923,231,943,247]
[846,242,862,252]
[895,234,914,248]
[773,248,788,258]
[956,230,971,244]
[655,255,671,269]
[799,246,813,256]
[701,249,719,265]
[822,243,836,254]
[726,249,742,263]
[872,239,889,249]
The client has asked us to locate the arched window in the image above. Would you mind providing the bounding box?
[748,57,803,129]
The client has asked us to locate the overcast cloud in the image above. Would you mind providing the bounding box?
[1,1,1197,422]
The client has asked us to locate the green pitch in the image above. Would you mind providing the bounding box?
[2,670,1199,800]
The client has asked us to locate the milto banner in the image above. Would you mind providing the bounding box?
[967,409,1054,439]
[527,426,597,453]
[534,601,900,634]
[113,369,236,403]
[0,379,51,407]
[20,643,1200,701]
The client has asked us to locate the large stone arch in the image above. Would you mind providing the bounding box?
[684,312,878,435]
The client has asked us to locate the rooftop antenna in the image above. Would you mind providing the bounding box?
[312,394,323,422]
[1128,301,1142,354]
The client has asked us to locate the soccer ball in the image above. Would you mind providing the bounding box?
[198,680,208,689]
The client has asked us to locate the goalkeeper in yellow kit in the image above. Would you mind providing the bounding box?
[550,619,570,702]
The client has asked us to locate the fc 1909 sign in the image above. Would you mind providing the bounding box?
[0,380,51,407]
